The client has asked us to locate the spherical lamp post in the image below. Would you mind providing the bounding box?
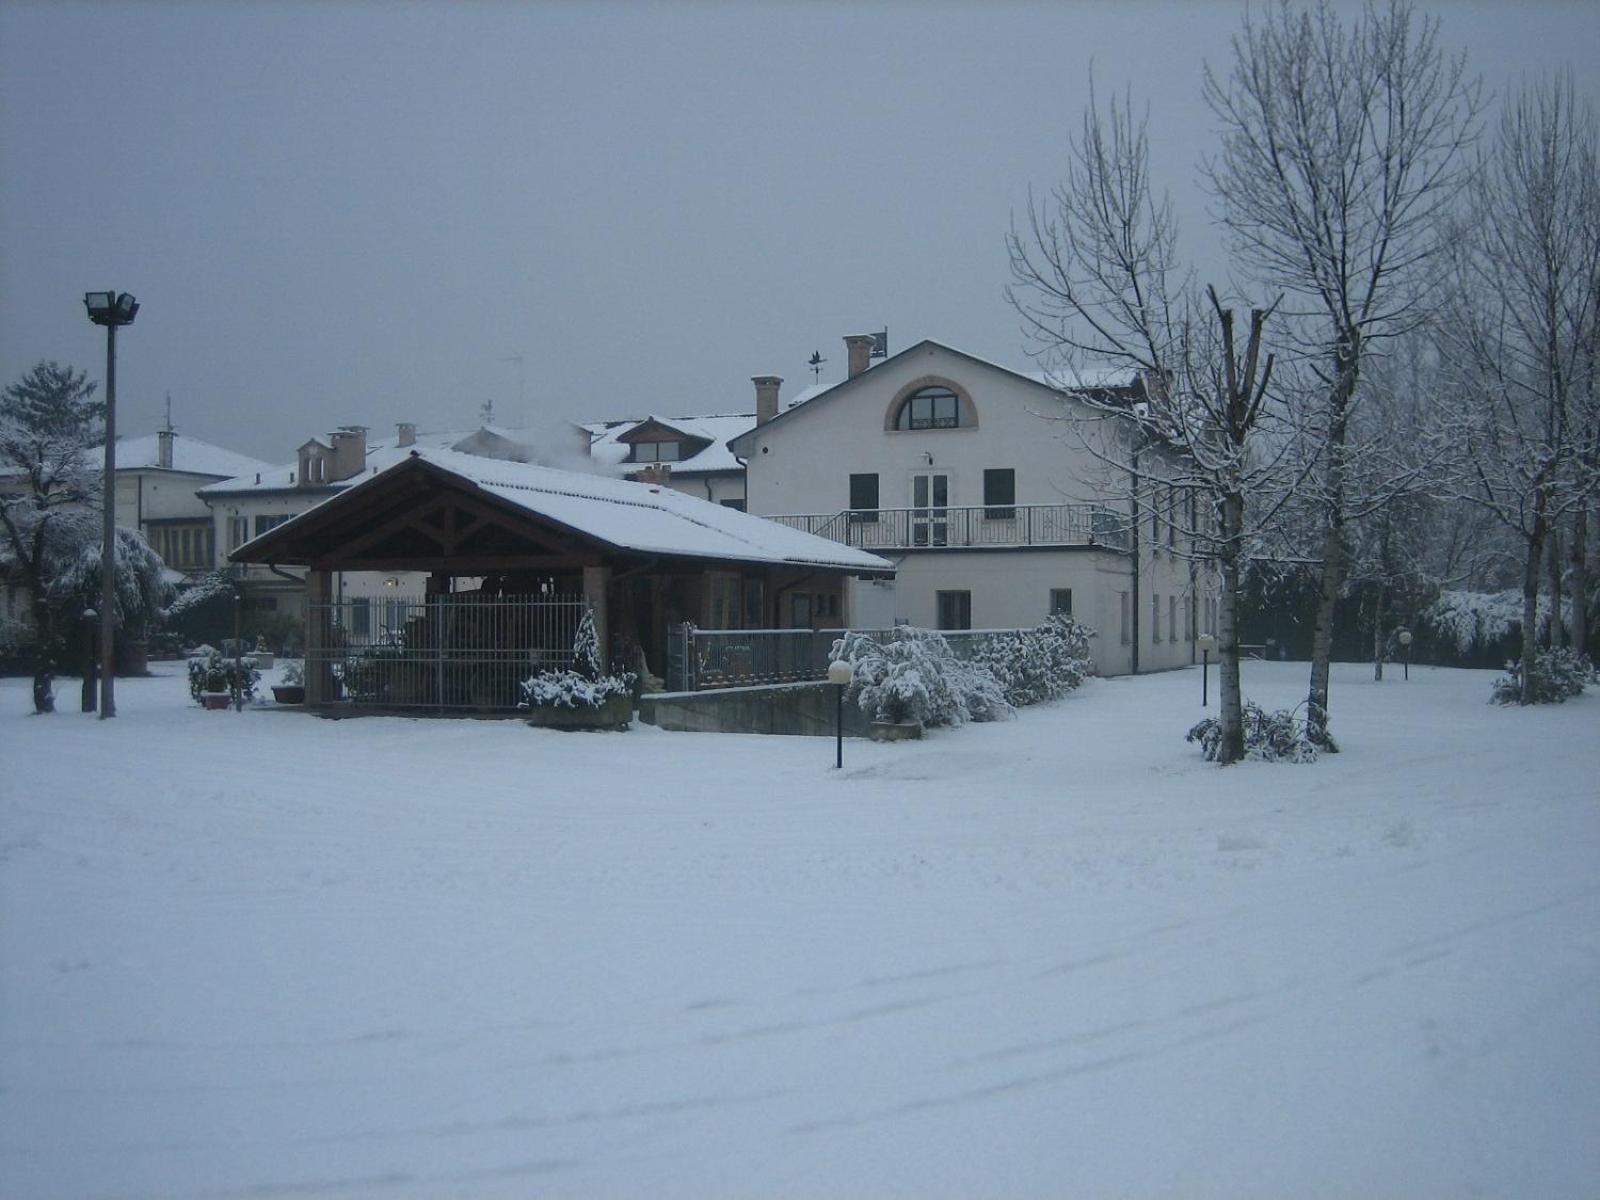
[1197,633,1216,707]
[1399,628,1413,681]
[827,659,852,768]
[83,290,139,720]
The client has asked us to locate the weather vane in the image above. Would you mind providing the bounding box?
[808,350,826,382]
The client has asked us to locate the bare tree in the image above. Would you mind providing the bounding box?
[1203,0,1483,745]
[1438,74,1600,701]
[1008,85,1281,764]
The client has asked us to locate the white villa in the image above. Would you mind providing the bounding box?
[729,336,1218,676]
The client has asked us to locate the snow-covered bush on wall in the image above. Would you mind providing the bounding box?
[831,619,1092,729]
[1187,701,1321,763]
[969,614,1093,707]
[1489,647,1592,706]
[832,627,1008,727]
[518,610,635,712]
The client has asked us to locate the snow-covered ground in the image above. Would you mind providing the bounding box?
[2,661,1597,1199]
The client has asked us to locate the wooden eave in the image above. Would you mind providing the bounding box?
[229,455,607,573]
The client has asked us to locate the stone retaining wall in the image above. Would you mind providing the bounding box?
[639,681,871,738]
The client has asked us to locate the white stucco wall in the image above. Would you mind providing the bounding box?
[663,472,745,508]
[742,344,1121,517]
[742,343,1218,676]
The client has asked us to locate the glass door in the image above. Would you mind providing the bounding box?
[911,473,949,546]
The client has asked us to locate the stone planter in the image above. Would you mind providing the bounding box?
[869,719,923,742]
[272,685,305,705]
[525,693,633,731]
[200,692,233,711]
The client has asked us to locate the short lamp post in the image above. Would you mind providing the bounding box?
[827,659,852,768]
[233,585,245,712]
[83,290,139,720]
[1399,628,1413,681]
[1197,633,1216,707]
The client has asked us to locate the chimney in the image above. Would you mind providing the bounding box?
[636,463,673,487]
[844,334,877,379]
[752,375,783,425]
[396,422,417,448]
[157,428,175,469]
[329,426,367,482]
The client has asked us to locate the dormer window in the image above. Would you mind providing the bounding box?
[631,440,681,463]
[895,385,962,430]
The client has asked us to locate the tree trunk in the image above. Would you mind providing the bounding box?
[1306,341,1357,751]
[1572,506,1590,660]
[1217,491,1246,765]
[1306,516,1345,747]
[30,599,54,714]
[1546,528,1565,648]
[1519,494,1548,705]
[1372,584,1386,682]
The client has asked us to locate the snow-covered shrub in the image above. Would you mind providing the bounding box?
[186,648,260,704]
[520,670,632,710]
[1490,647,1592,705]
[969,614,1093,706]
[1186,702,1320,763]
[831,626,1012,728]
[279,659,304,686]
[518,609,635,711]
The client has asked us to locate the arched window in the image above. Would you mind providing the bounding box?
[895,385,962,430]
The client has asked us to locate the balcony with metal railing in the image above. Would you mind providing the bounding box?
[764,503,1129,552]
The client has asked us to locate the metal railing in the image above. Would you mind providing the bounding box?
[305,592,589,712]
[765,503,1129,551]
[672,624,1039,691]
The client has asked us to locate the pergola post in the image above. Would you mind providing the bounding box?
[582,565,611,669]
[305,569,334,705]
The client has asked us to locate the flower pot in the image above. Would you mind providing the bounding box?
[525,692,634,731]
[869,719,923,742]
[272,685,305,705]
[200,692,233,711]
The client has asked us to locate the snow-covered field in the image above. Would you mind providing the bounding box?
[2,661,1597,1199]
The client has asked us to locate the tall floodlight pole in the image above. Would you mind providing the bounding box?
[84,291,139,719]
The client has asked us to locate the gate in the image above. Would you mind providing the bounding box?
[306,592,589,713]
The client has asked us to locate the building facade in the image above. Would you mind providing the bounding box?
[729,337,1217,676]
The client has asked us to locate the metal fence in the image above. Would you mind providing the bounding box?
[306,592,589,712]
[670,624,1036,692]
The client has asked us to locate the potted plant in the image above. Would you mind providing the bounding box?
[519,611,635,730]
[272,660,305,705]
[187,648,259,710]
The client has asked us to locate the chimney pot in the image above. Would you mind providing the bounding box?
[752,375,783,425]
[396,422,417,448]
[844,334,876,379]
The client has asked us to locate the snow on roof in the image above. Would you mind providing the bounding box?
[728,340,1140,454]
[246,446,892,574]
[586,412,757,475]
[81,434,274,480]
[198,424,563,495]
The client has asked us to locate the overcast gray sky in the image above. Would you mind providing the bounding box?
[3,1,1596,464]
